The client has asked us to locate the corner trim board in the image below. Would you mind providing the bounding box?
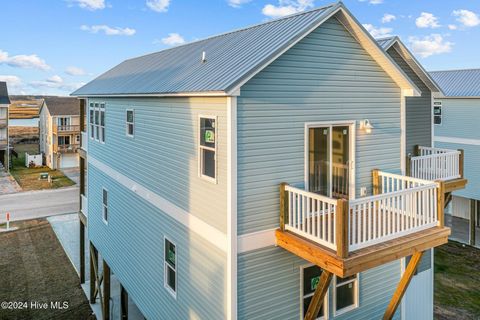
[87,156,228,253]
[237,229,277,253]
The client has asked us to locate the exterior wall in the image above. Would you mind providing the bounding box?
[386,47,432,154]
[88,165,226,319]
[0,103,8,169]
[238,246,402,320]
[39,106,52,167]
[449,195,471,220]
[434,98,480,200]
[237,17,402,235]
[86,96,229,318]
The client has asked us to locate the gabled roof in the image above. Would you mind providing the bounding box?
[429,69,480,97]
[72,2,420,97]
[377,36,442,94]
[0,82,10,104]
[41,97,80,116]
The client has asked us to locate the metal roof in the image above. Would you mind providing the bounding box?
[0,82,10,104]
[429,69,480,97]
[376,36,396,50]
[72,3,339,97]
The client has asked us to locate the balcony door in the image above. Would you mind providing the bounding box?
[305,122,355,200]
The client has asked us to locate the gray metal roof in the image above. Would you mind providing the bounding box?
[376,36,396,50]
[72,3,341,96]
[0,82,10,104]
[429,69,480,97]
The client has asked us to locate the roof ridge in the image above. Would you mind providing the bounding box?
[430,68,480,73]
[124,2,339,62]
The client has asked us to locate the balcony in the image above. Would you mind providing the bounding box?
[54,143,79,153]
[0,119,7,128]
[276,171,450,278]
[407,146,467,193]
[53,124,80,134]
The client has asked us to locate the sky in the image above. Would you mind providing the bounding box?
[1,0,479,96]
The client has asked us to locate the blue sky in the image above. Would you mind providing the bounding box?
[1,0,479,95]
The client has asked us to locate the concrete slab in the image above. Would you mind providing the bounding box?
[0,170,22,195]
[61,167,80,185]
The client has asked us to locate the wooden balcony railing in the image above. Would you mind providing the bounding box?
[53,125,81,133]
[408,146,463,181]
[280,171,443,258]
[54,143,80,153]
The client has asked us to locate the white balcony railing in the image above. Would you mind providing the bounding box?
[410,146,462,181]
[81,194,88,216]
[81,131,88,151]
[280,171,442,256]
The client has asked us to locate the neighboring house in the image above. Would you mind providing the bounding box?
[72,3,466,320]
[430,68,480,244]
[0,82,10,171]
[39,97,81,169]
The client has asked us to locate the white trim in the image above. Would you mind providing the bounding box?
[436,96,480,99]
[198,114,218,184]
[102,187,108,225]
[300,264,329,320]
[237,229,276,253]
[333,273,359,317]
[125,109,134,138]
[88,156,228,252]
[73,91,236,98]
[304,121,356,200]
[226,96,238,320]
[434,135,480,146]
[163,235,177,299]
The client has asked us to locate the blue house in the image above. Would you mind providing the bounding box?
[430,68,480,245]
[73,2,466,320]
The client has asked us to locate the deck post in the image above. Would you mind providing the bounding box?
[103,259,111,320]
[437,181,445,227]
[89,242,97,304]
[121,284,129,320]
[383,251,424,320]
[372,169,380,195]
[304,270,333,320]
[405,155,411,177]
[79,221,85,284]
[470,199,476,246]
[336,199,349,258]
[280,182,288,231]
[414,145,420,156]
[458,149,464,178]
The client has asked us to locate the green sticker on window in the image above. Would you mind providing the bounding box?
[205,130,215,143]
[311,276,320,291]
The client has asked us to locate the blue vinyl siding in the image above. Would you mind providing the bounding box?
[237,17,402,235]
[87,97,228,232]
[238,246,401,320]
[434,98,480,200]
[88,165,226,319]
[387,47,432,154]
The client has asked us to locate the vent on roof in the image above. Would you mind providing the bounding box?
[201,51,207,63]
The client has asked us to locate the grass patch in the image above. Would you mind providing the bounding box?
[434,241,480,319]
[11,144,75,191]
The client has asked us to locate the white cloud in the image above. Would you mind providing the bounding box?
[363,24,393,38]
[409,34,453,58]
[65,66,86,76]
[47,75,63,84]
[448,24,458,30]
[228,0,252,8]
[262,0,314,18]
[30,76,85,92]
[0,49,50,70]
[80,25,136,36]
[359,0,384,5]
[453,9,480,27]
[160,33,185,46]
[146,0,170,12]
[415,12,440,28]
[0,75,22,88]
[71,0,105,10]
[382,13,396,23]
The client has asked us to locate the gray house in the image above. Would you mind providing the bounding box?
[72,2,466,320]
[0,82,10,171]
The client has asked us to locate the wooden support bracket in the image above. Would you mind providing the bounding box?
[383,251,424,320]
[304,270,333,320]
[89,244,104,313]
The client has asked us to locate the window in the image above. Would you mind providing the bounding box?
[75,135,80,143]
[199,116,216,182]
[434,102,442,125]
[334,274,358,315]
[301,265,327,319]
[126,110,134,137]
[164,237,177,298]
[58,136,70,146]
[102,188,108,224]
[89,102,106,142]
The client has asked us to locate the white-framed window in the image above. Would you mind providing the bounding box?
[126,109,134,137]
[198,116,217,183]
[164,237,177,298]
[333,274,359,316]
[433,101,442,125]
[89,102,106,143]
[102,188,108,224]
[301,265,328,320]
